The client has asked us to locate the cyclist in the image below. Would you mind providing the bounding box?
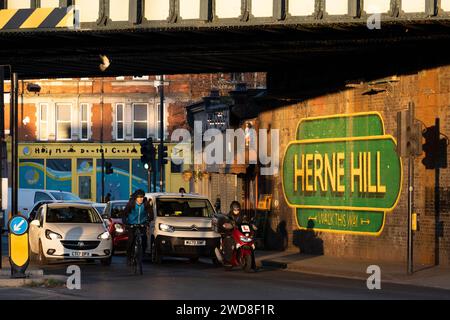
[122,189,153,265]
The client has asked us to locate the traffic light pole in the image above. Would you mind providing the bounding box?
[407,155,414,275]
[0,66,5,269]
[11,73,18,218]
[158,77,165,193]
[434,118,440,266]
[101,150,105,203]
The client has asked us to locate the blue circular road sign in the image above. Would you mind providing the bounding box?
[9,216,29,236]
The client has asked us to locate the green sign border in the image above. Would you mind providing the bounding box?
[282,112,403,236]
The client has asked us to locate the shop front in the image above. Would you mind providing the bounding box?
[18,143,188,202]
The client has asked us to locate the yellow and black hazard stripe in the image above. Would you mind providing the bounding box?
[0,7,74,30]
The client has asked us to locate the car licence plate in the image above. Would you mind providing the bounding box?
[70,251,92,257]
[184,240,206,246]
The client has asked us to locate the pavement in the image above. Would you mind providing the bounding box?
[256,250,450,291]
[0,235,66,288]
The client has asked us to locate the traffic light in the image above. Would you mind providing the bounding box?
[105,161,114,175]
[422,125,448,169]
[140,137,156,170]
[397,104,422,157]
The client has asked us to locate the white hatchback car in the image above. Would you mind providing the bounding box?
[29,202,113,265]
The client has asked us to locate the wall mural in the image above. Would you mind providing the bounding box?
[282,112,402,236]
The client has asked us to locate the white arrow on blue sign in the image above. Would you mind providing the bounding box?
[9,216,29,236]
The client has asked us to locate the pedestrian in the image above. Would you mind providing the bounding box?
[104,193,111,203]
[179,187,186,194]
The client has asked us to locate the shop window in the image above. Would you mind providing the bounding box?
[46,159,72,192]
[96,159,130,202]
[132,159,160,193]
[80,103,90,140]
[171,161,183,174]
[116,103,124,140]
[39,103,48,141]
[77,159,93,174]
[133,103,148,140]
[56,103,72,141]
[19,159,45,189]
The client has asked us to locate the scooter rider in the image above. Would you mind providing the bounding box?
[222,201,247,266]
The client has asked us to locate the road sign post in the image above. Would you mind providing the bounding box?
[8,215,30,278]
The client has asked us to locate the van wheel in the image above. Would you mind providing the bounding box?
[151,240,162,264]
[38,241,48,266]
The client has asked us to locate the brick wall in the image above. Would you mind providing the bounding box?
[261,67,450,266]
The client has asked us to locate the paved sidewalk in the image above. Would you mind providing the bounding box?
[256,250,450,291]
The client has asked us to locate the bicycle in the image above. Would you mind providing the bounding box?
[128,224,147,275]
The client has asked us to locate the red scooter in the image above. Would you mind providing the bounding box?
[215,222,257,272]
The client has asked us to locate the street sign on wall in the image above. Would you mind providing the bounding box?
[282,112,403,235]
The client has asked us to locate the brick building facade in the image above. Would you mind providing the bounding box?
[256,67,450,267]
[2,73,266,204]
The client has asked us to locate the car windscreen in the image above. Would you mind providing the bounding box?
[46,207,103,223]
[50,192,81,201]
[94,206,106,215]
[111,203,127,219]
[156,198,214,218]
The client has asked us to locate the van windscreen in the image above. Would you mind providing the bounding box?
[156,198,214,218]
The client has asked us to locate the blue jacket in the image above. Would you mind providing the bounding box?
[126,203,149,225]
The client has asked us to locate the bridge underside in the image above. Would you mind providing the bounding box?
[1,21,450,97]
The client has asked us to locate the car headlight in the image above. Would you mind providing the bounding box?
[114,224,124,233]
[239,236,252,243]
[98,232,111,240]
[159,223,174,233]
[45,230,62,240]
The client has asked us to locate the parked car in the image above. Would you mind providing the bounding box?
[102,200,129,253]
[147,193,221,264]
[3,188,87,230]
[28,200,94,222]
[28,202,113,265]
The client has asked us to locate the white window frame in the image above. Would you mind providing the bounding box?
[79,103,90,141]
[38,103,49,141]
[132,103,149,140]
[55,103,73,141]
[115,103,125,141]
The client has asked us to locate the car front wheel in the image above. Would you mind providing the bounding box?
[38,240,48,266]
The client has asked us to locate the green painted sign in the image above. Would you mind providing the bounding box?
[282,112,402,235]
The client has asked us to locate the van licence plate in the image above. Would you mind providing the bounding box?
[70,251,92,257]
[184,240,206,246]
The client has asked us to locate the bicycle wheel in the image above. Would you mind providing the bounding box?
[136,237,143,275]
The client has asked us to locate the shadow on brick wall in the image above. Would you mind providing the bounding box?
[264,220,288,251]
[292,221,324,255]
